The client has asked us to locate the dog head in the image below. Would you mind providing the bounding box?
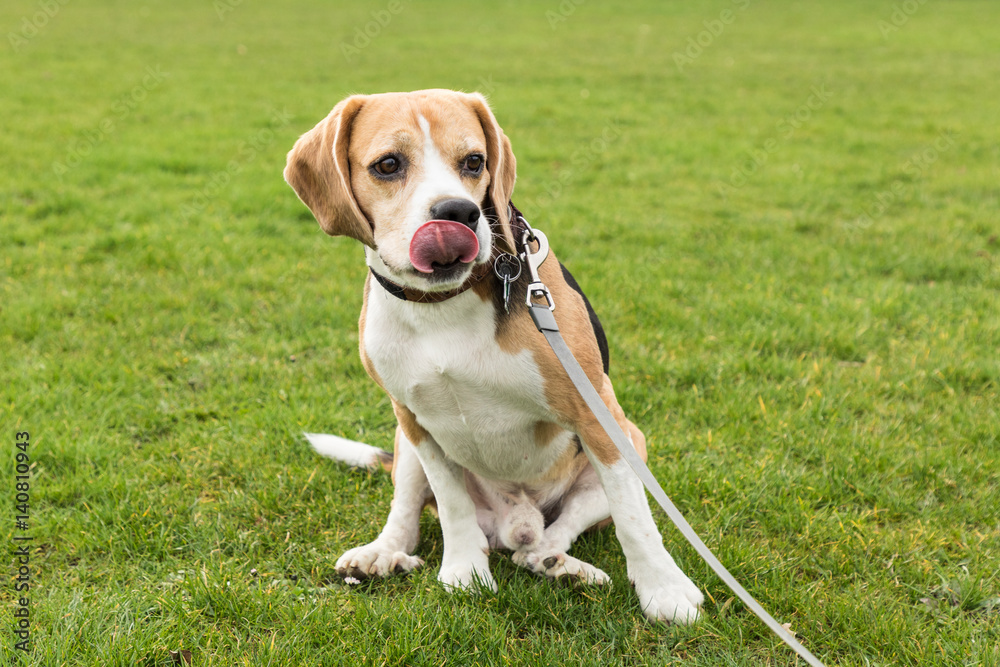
[284,89,517,291]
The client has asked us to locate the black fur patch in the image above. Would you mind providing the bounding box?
[559,263,611,375]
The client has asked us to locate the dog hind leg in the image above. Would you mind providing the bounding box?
[511,466,612,585]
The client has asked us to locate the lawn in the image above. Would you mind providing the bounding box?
[1,0,998,665]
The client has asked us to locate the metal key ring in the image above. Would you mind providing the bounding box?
[493,252,522,281]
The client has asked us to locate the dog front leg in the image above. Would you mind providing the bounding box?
[336,425,428,578]
[575,375,704,624]
[394,401,496,593]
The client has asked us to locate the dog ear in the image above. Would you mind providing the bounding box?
[284,95,376,248]
[468,93,517,253]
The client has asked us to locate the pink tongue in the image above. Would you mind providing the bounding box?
[409,220,480,274]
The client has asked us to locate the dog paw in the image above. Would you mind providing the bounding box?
[438,558,497,593]
[512,550,611,585]
[335,543,424,579]
[633,573,704,625]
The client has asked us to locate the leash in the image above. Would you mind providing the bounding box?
[516,216,827,667]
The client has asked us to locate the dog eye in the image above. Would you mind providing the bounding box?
[463,154,484,174]
[373,156,400,176]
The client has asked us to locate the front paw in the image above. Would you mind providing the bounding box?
[438,555,497,593]
[633,571,704,625]
[336,542,424,579]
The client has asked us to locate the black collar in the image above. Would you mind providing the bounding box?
[369,263,491,303]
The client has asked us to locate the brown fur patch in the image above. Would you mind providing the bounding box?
[627,419,648,462]
[392,399,430,448]
[389,426,402,485]
[537,443,591,487]
[358,275,386,392]
[284,96,375,246]
[471,271,498,303]
[497,249,646,466]
[588,517,614,532]
[573,375,648,466]
[533,421,563,448]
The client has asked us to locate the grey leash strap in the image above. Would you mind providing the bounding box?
[519,226,826,667]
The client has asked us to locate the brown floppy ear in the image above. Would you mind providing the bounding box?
[283,95,375,248]
[468,92,517,253]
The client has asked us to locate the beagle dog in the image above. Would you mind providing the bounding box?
[284,89,703,624]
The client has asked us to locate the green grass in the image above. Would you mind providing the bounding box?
[2,0,998,664]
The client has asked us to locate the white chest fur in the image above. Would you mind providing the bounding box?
[364,287,573,482]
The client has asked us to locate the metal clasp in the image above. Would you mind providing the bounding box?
[519,218,554,311]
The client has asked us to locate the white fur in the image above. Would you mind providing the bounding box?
[411,115,490,264]
[304,433,385,470]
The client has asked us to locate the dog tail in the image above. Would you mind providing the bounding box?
[304,433,393,472]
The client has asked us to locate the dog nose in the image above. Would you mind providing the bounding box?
[429,198,480,230]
